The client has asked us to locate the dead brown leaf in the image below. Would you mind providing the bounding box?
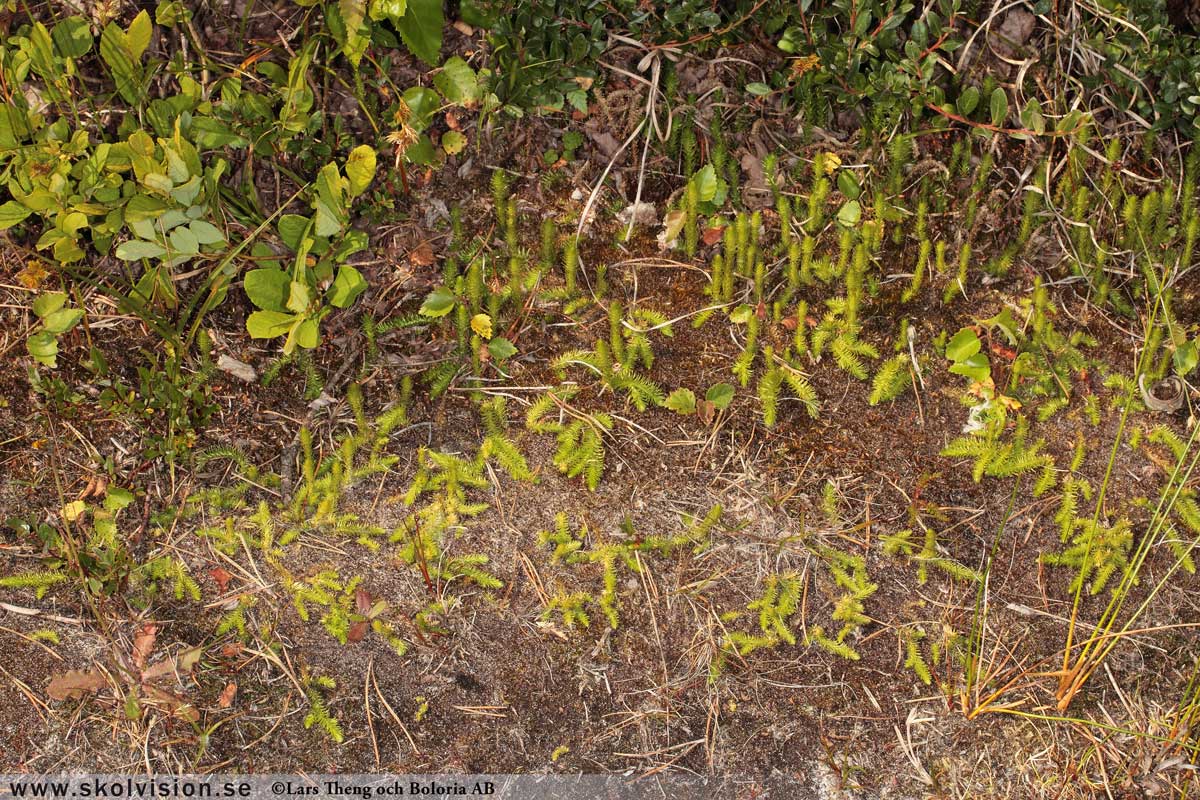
[47,668,107,701]
[76,476,107,501]
[409,241,435,267]
[740,150,770,205]
[355,588,373,615]
[586,129,621,159]
[141,685,199,723]
[131,624,157,671]
[347,621,369,643]
[141,646,202,683]
[990,9,1036,58]
[218,682,237,709]
[209,567,232,593]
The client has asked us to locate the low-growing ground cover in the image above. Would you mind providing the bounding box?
[0,2,1199,796]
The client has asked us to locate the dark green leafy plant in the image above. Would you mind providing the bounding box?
[319,0,445,68]
[1071,0,1200,136]
[776,0,964,128]
[242,146,376,352]
[463,0,602,114]
[25,292,83,368]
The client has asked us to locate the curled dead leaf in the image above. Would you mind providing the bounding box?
[1140,374,1184,412]
[789,55,820,80]
[617,202,656,228]
[132,624,157,671]
[996,395,1022,411]
[217,354,258,383]
[16,260,49,289]
[989,342,1017,361]
[660,210,685,249]
[586,129,621,159]
[410,240,435,267]
[209,567,232,593]
[77,476,107,501]
[218,682,237,709]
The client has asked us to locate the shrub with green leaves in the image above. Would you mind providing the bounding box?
[323,0,446,68]
[242,146,376,353]
[774,0,965,128]
[0,7,392,424]
[463,0,601,114]
[0,12,232,273]
[1071,0,1200,136]
[25,292,83,368]
[464,0,745,116]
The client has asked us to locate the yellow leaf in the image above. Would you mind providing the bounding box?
[661,210,685,244]
[789,55,820,80]
[967,378,996,399]
[997,395,1022,411]
[822,152,842,175]
[60,500,86,522]
[17,260,49,289]
[471,313,493,340]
